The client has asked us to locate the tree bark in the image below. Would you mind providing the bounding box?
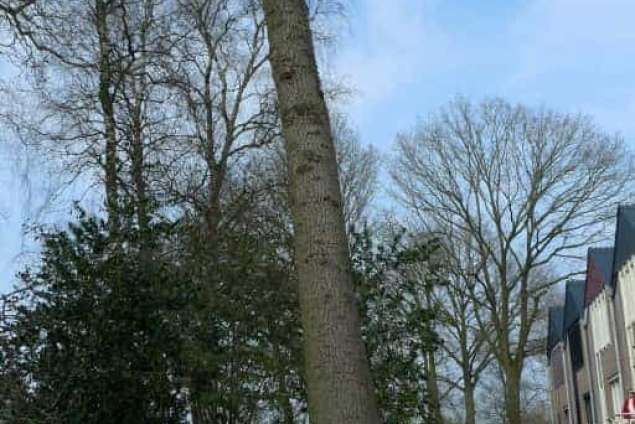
[261,1,380,423]
[95,0,119,230]
[425,349,443,423]
[504,365,522,424]
[129,2,150,235]
[464,380,476,424]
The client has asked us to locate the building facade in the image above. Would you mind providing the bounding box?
[548,205,635,423]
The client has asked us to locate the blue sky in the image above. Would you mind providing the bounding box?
[333,0,635,149]
[2,0,635,293]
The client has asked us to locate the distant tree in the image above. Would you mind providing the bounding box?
[158,0,277,244]
[332,112,379,232]
[392,98,633,424]
[435,232,494,424]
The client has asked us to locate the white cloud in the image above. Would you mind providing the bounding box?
[506,0,635,90]
[504,0,635,139]
[332,0,635,142]
[333,0,453,126]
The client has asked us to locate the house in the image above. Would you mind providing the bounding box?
[549,304,568,423]
[611,205,635,410]
[563,279,589,424]
[548,205,635,423]
[582,248,615,423]
[547,306,569,423]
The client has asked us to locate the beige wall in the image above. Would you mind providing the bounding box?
[615,258,635,393]
[551,343,570,423]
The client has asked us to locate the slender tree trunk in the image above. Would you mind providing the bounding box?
[95,0,119,230]
[130,3,150,235]
[205,164,223,244]
[464,380,476,424]
[425,349,443,423]
[131,99,149,233]
[504,365,522,424]
[261,1,380,422]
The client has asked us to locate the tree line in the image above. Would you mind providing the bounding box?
[0,1,632,423]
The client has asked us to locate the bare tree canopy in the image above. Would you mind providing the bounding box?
[391,97,633,424]
[332,112,379,232]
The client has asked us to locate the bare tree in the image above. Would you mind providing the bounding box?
[261,0,380,422]
[435,232,494,424]
[476,358,551,424]
[332,112,379,232]
[0,0,177,231]
[391,98,633,424]
[158,0,277,243]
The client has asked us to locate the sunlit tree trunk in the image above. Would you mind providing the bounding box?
[261,0,380,422]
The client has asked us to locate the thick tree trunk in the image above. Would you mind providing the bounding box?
[261,1,380,423]
[504,365,522,424]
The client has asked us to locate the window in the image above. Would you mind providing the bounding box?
[591,292,611,351]
[569,324,584,369]
[584,393,593,424]
[551,347,565,387]
[595,355,608,422]
[610,378,623,419]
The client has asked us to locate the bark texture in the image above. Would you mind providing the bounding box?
[261,1,381,422]
[463,380,476,424]
[504,365,522,424]
[95,0,120,229]
[425,349,443,423]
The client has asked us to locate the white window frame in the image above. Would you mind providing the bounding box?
[610,377,623,420]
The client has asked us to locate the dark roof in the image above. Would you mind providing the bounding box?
[613,205,635,283]
[563,280,586,331]
[594,248,614,285]
[547,305,565,356]
[585,248,614,305]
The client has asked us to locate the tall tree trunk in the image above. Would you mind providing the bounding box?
[425,349,443,423]
[130,1,150,236]
[464,380,476,424]
[261,1,380,423]
[95,0,119,230]
[131,110,148,231]
[504,365,522,424]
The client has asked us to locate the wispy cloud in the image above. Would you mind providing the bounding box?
[333,0,635,148]
[505,0,635,138]
[333,0,454,128]
[507,0,635,89]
